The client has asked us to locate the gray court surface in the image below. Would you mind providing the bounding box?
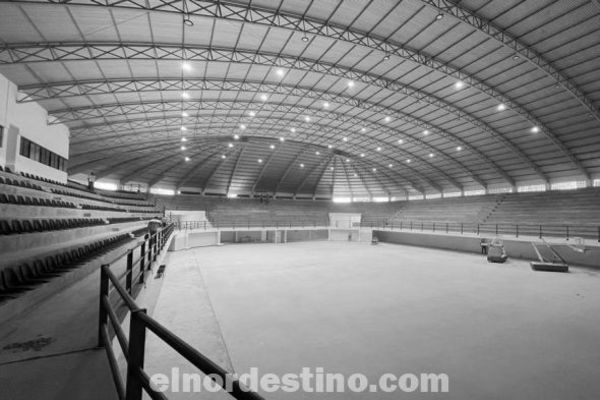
[145,241,600,400]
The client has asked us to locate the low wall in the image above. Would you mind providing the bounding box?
[374,230,600,268]
[287,229,328,242]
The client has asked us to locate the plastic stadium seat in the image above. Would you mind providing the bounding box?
[0,194,7,203]
[0,220,11,235]
[11,220,23,234]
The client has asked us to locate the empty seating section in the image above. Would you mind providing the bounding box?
[0,232,139,302]
[483,189,600,238]
[155,189,600,238]
[0,218,105,235]
[0,167,167,304]
[388,196,500,224]
[0,169,161,215]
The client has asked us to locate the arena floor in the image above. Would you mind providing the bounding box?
[144,241,600,400]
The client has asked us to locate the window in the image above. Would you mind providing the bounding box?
[443,191,461,198]
[18,137,68,172]
[464,189,486,196]
[426,193,442,199]
[517,184,546,193]
[150,187,175,196]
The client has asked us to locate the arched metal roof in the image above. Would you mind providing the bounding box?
[0,0,598,198]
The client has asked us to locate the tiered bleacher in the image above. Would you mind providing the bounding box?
[155,187,600,239]
[0,166,165,305]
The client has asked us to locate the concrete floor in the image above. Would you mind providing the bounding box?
[147,241,600,400]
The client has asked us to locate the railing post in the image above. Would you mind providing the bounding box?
[461,223,463,235]
[566,226,569,240]
[140,242,145,273]
[495,224,498,235]
[126,250,133,294]
[446,223,448,233]
[421,222,424,232]
[125,309,147,400]
[516,224,519,238]
[539,225,542,239]
[433,222,436,232]
[410,221,413,231]
[97,264,109,347]
[477,224,480,235]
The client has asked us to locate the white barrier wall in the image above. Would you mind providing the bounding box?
[0,72,69,182]
[329,212,361,228]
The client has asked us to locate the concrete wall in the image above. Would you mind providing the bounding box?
[0,72,69,182]
[287,229,328,242]
[374,230,600,269]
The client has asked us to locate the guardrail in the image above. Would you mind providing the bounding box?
[97,223,265,400]
[363,221,600,242]
[175,219,329,230]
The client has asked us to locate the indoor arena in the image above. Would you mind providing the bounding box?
[0,1,599,400]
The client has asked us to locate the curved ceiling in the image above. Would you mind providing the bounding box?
[0,0,598,199]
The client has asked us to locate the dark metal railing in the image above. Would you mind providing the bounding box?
[97,224,264,400]
[363,220,600,242]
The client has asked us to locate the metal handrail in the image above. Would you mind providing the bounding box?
[97,223,265,400]
[364,220,600,241]
[173,218,600,242]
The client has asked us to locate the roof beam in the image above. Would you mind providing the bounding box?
[12,40,559,182]
[66,114,467,191]
[251,145,280,194]
[312,156,337,199]
[294,153,335,197]
[419,0,600,125]
[274,145,310,195]
[175,151,220,190]
[226,145,246,196]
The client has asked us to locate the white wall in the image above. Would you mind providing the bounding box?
[0,72,70,182]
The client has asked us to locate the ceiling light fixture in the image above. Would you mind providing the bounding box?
[376,147,382,152]
[456,146,462,151]
[180,146,187,151]
[181,111,189,117]
[429,153,434,158]
[183,17,194,27]
[290,127,296,133]
[270,144,275,150]
[372,168,377,172]
[180,126,187,131]
[384,116,391,123]
[316,151,320,155]
[228,143,233,148]
[328,145,333,149]
[436,13,444,20]
[233,134,240,140]
[260,94,268,102]
[454,80,465,90]
[406,159,411,163]
[181,137,187,142]
[388,164,393,168]
[239,124,246,130]
[248,111,256,117]
[531,126,540,133]
[181,92,190,99]
[497,103,506,111]
[423,130,430,135]
[181,61,192,71]
[184,156,191,162]
[323,102,330,109]
[343,137,348,142]
[347,80,355,88]
[301,36,309,42]
[360,153,365,157]
[398,139,403,144]
[221,155,226,159]
[258,159,263,163]
[300,163,305,168]
[279,137,285,142]
[275,68,285,77]
[304,116,311,123]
